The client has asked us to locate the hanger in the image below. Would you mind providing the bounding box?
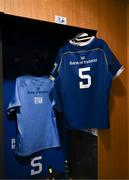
[71,32,93,43]
[75,32,88,38]
[69,32,95,47]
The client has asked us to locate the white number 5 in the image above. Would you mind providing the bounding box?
[79,67,91,89]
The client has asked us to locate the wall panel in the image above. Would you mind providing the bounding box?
[4,0,99,30]
[0,0,4,12]
[127,4,129,178]
[98,0,128,179]
[1,0,128,178]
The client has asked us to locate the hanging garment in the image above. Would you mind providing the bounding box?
[7,75,60,156]
[51,37,124,129]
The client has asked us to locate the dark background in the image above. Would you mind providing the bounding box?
[1,14,98,179]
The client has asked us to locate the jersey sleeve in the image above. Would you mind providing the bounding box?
[50,82,62,112]
[103,40,124,78]
[7,78,21,112]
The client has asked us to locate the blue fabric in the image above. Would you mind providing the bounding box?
[52,38,123,129]
[7,75,60,156]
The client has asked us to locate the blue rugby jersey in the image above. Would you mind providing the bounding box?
[7,75,60,156]
[51,37,124,129]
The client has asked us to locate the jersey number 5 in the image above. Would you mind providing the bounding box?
[79,67,91,89]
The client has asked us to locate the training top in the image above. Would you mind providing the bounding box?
[7,75,60,156]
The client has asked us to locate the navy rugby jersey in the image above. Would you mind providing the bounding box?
[51,37,124,129]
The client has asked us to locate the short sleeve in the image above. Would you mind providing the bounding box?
[7,78,21,112]
[103,40,124,78]
[49,82,62,112]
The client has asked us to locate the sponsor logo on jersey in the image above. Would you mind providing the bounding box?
[80,56,86,60]
[34,97,43,104]
[69,58,97,66]
[28,91,48,94]
[11,138,16,149]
